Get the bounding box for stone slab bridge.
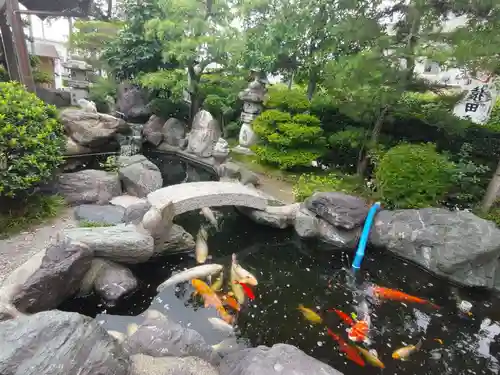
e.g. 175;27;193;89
147;181;268;215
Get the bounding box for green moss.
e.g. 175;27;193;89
79;220;115;228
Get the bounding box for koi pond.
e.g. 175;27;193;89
61;206;500;375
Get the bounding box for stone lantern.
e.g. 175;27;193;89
233;70;268;155
62;59;93;106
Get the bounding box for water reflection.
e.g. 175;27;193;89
60;209;500;375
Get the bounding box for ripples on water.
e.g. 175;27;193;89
61;208;500;375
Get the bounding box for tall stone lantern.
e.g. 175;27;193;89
62;59;93;106
233;70;268;155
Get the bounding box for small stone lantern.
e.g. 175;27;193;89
233;70;268;155
62;59;93;106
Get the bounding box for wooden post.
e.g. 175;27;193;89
5;0;35;92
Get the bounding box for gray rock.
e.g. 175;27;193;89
218;344;342;375
61;108;129;148
94;260;138;304
0;310;130;375
237;203;299;229
143;115;166;146
110;195;151;223
64;225;154;264
58;170;122;205
370;208;500;288
305;192;369;230
317;219;360;249
213;138;230;162
140;203;175;247
238;168;260;186
217;162;241;179
238;80;267;104
117;83;152;123
186;110;221;157
162;118;186;147
154;224;195;255
64;136;92;155
123;311;214;363
130;355;219;375
74;204;126;225
13;237;92;313
294;206;319;238
119;155;163;198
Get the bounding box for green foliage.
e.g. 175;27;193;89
103;0;166;79
99;155;119;172
265;84;309;113
89;77;118;113
32;70;53;85
293;172;364;202
0;82;65;198
0;65;9;82
447;143;490;209
79;220;114;228
252;109;326;169
0;194;65;238
375;143;455;209
70;19;123;70
225;121;242;139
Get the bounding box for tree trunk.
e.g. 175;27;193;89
357;106;389;177
187;65;201;128
307;67;318;101
287;71;294;90
107;0;113;19
480;159;500;213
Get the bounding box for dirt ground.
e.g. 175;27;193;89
0;208;77;283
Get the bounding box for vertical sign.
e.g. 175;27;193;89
453;82;498;125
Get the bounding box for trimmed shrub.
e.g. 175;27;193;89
0;82;65;198
265;84;309;114
252;109;326;170
375;143;455;209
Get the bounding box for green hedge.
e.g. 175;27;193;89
0;82;65;198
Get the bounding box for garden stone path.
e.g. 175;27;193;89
0;208;78;283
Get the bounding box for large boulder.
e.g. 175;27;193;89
94;260;138;305
74;204;126;225
110;195;152;224
317;219;359;249
123;310;215;363
237;203;300;229
370;208;500;288
58;170;122;205
218;344;342;375
13;237;92;313
64;136;92;155
143;115;166;146
117;83;152;123
305;192;369;230
162;117;187;148
293;206;319;238
130;355;219;375
186;110;221;157
154;224;195;255
119;155;163;198
64;225;154;264
0;310;130;375
61;108;129;148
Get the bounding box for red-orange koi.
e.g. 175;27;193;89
328;308;355;326
234;281;255;300
347;320;369;343
326;328;365;367
372;285;440;309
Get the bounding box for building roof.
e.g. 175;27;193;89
31;42;60;59
20;0;92;17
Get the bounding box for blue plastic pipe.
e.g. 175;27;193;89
352;202;381;271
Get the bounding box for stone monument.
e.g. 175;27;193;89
63;59;93;106
233;70;268;155
186;110;221;158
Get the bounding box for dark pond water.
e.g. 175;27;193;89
60;207;500;375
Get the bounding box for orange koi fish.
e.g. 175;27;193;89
234;281;255;300
222;295;241;311
347;319;370;344
328;308;355;326
326;328;365;367
192;279;232;322
372;285;440;309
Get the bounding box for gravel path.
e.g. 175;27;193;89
0;208;77;284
